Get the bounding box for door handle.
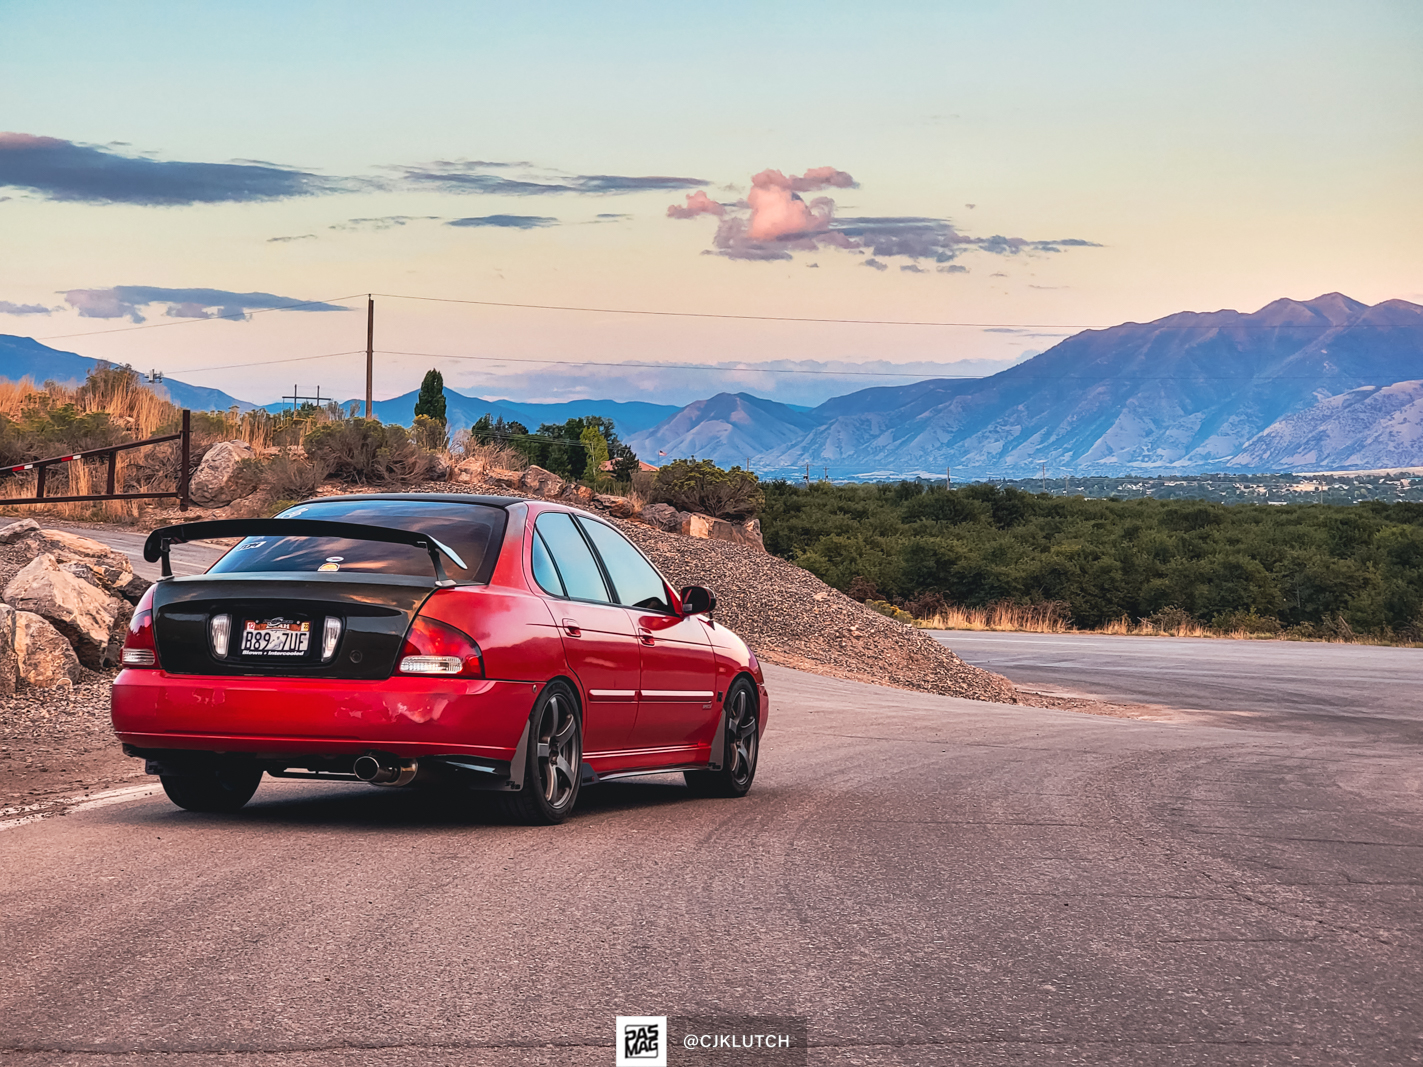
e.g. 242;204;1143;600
638;627;655;645
561;618;582;637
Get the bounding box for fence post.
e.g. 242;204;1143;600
106;450;117;496
179;409;191;512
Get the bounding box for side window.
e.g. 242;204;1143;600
577;518;672;612
531;529;565;597
535;513;611;603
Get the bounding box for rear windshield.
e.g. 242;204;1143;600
208;500;506;583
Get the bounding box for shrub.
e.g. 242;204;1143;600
1210;610;1283;634
1143;606;1194;634
866;600;915;625
650;459;764;520
302;420;433;485
412;414;449;452
259;450;330;499
847;575;879;602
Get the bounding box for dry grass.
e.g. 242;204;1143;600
457;439;529;473
919;604;1419;646
920;602;1072;633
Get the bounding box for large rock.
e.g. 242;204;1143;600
3;553;122;668
641;503;683;532
680;512;766;551
0;604;17;697
594;494;638;519
519;466;566;497
190;439;258;507
485;467;524;488
0;519;40;544
31;529;142;601
13;610;84;689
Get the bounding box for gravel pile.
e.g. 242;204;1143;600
612;520;1017;703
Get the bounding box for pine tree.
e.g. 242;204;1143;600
414;369;446;424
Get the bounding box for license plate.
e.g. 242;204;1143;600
241;618;310;656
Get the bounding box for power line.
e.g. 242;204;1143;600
373;291;1412;330
35;294;367;342
373;291;1084;328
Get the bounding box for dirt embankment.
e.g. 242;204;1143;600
614;519;1017;703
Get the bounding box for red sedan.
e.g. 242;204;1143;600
111;494;767;823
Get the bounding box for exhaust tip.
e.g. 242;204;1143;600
353;754;418;786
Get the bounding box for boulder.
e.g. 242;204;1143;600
641;503;683;532
31;529;139;601
3;553;122;668
13;610;84;689
189;439;258;507
565;484;594;503
427;454;451;481
0;604;17;697
519;466;566;497
0;519;40;544
594;494;638;519
486;467;524;488
680;512;766;551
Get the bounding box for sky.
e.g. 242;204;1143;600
1;0;1420;408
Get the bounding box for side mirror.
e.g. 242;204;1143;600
680;585;716;615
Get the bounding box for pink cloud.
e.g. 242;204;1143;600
666;190;725;219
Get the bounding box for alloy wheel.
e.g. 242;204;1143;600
726;686;758;787
536;693;580;810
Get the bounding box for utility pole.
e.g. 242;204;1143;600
364;295;374;419
1040;462;1047;494
804;463;810;488
946;466;951;489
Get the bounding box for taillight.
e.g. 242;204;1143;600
122;609;160;668
398;616;483;677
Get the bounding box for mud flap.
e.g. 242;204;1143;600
707;706;726;771
507;719;530;791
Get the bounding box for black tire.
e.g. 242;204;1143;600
159;764;263;813
685;677;759;798
500;681;582;825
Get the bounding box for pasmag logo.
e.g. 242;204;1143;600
616;1015;668;1066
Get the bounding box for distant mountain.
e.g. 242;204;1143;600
1228;379;1423;471
0;335;257;412
626;393;819;464
637;294;1423;475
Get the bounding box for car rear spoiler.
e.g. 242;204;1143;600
142;519;468;584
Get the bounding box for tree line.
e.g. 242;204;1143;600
761;480;1423;638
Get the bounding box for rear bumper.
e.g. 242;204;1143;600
111;669;538;760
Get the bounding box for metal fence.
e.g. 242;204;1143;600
1;409;191;510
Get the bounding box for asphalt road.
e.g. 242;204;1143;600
2;662;1420;1065
931;630;1423;742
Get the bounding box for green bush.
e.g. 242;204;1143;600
650;459;764;520
866;600;915;624
761;481;1423;638
302;420;433;485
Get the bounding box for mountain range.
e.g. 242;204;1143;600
5;292;1422;475
0;334;257;413
626;294;1423;476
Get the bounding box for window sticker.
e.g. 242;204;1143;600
318;562;340;572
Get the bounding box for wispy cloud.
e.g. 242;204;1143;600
669;166;1100;270
63;286;350;323
397;160;708;196
0;300;54;315
447;214;558;229
0;133;356;206
331;215;441;232
267;233;316;243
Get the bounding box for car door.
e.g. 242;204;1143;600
576;517;719;753
531;512;640;758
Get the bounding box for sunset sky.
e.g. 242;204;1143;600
2;0;1420;407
